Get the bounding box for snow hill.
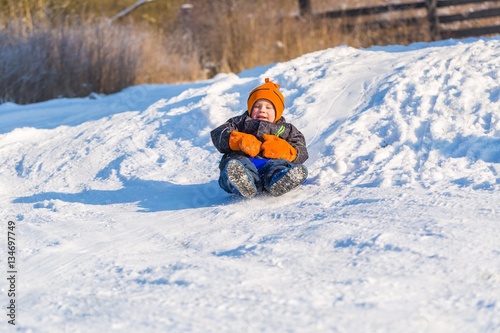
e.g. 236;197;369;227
1;37;499;333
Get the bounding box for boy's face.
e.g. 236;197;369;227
250;99;276;122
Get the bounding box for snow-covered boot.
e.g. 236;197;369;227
268;165;307;197
225;159;257;198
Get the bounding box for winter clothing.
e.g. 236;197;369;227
211;111;309;197
218;155;262;194
211;112;308;166
211;78;308;197
249;157;270;171
247;78;285;122
221;159;258;198
267;163;308;197
218;156;307;197
229;131;262;157
261;134;297;162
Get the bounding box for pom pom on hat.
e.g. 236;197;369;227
247;78;285;122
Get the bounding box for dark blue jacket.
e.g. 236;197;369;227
211;112;309;166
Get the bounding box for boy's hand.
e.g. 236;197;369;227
261;134;297;162
229;131;262;157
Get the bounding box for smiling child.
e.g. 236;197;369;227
211;78;308;198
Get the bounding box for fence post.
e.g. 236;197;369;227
426;0;440;41
298;0;311;16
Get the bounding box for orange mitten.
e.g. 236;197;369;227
229;131;262;157
261;134;297;162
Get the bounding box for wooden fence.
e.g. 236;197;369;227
298;0;500;41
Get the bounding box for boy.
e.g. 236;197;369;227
211;78;308;198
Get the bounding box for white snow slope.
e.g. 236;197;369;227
1;37;499;333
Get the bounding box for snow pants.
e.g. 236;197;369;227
218;156;303;195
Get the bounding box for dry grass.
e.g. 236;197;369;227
0;19;144;104
0;0;498;104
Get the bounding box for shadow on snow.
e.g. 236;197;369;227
13;178;229;212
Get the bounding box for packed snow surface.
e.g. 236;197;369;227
0;37;499;332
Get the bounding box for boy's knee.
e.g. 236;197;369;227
219;157;263;193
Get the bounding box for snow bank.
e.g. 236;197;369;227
0;37;499;333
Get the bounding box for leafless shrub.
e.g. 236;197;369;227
0;18;143;104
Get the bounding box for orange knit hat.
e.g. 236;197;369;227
247;78;285;122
